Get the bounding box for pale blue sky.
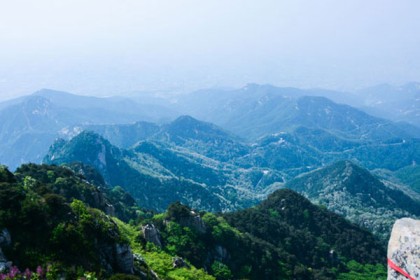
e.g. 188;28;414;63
0;0;419;100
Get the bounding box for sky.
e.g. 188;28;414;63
0;0;419;101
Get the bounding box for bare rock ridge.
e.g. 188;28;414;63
387;218;420;280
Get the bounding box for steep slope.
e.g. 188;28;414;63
0;89;177;169
0;164;137;277
223;189;385;274
0;164;215;279
285;161;420;241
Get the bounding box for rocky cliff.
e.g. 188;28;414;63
387;218;420;280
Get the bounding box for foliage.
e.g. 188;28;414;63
0;164;128;278
146;194;386;280
0;163;388;280
211;261;232;280
285;160;420;241
337;260;386;279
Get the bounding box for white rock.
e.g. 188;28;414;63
387;218;420;280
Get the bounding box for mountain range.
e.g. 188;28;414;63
284;160;420;241
171;83;420;140
43;130;284;212
43;124;420;242
0;89;176;169
1;83;419;279
354;82;420;127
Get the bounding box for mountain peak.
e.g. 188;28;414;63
166;115;231;138
172;115;202;125
285;160;420;240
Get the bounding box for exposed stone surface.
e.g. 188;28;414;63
214;245;229;262
104;202;116;217
0;229;11;247
172;257;190;269
0;229;12;273
179;211;207;234
142;224;162;247
115;243;134;274
133;253;160;280
387;218;420;280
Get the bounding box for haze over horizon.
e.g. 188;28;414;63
1;0;419;101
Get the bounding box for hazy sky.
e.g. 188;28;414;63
0;0;419;100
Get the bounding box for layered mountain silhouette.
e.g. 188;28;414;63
44;130;285;211
173;84;420;140
355;82;420;127
0;89;176;169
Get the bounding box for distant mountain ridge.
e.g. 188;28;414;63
0;89;177;169
355;82;420;127
172;84;420;140
44;130;285;211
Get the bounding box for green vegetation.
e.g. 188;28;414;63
134;190;386;280
0;164;388;279
285;161;420;242
337;260;386;279
395;164;420;193
0;165;127;278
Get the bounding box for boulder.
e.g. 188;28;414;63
387;218;420;280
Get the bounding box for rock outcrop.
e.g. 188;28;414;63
0;229;12;273
179;211;207;234
172;257;190;269
214;245;229;262
142;224;162;247
387;218;420;280
115;243;134;274
133;254;160;280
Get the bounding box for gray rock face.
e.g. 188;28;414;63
179;211;207;234
214;245;229;262
0;229;12;273
133;253;160;280
172;257;190;269
115;243;134;274
0;229;11;247
142;224;162;247
387;218;420;280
